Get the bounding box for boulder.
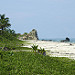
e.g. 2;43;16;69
66;37;70;41
61;37;70;42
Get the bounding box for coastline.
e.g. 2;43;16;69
23;40;75;60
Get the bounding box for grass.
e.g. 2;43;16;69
0;30;75;75
0;51;75;75
0;34;31;50
0;40;32;51
0;36;22;47
14;47;32;50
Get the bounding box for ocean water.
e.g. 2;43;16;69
40;38;75;43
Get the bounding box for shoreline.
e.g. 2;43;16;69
23;40;75;60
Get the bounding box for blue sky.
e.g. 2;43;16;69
0;0;75;39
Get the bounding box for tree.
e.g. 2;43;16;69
0;14;11;31
23;32;28;35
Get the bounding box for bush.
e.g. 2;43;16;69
31;44;38;53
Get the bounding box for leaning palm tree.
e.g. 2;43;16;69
0;14;11;33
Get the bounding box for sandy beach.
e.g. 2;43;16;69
23;40;75;60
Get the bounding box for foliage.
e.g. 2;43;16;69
8;51;14;56
0;51;75;75
38;48;46;56
0;14;11;31
23;32;28;35
18;32;28;37
14;47;32;50
31;45;46;55
40;47;46;53
0;47;4;59
31;44;38;53
16;33;21;37
0;14;26;50
0;14;19;48
0;31;24;50
4;29;16;36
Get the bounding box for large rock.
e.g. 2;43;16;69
61;37;70;42
19;29;39;40
28;29;39;40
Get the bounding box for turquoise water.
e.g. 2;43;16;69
40;38;75;43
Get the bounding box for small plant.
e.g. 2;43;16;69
42;48;46;56
31;44;38;54
31;45;46;55
38;47;46;56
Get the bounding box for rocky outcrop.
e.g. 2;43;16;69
18;29;39;40
61;37;70;42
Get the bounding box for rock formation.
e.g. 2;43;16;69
18;29;39;40
61;37;70;42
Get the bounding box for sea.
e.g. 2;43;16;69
40;38;75;43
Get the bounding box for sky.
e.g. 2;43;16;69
0;0;75;39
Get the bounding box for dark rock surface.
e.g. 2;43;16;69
61;37;70;42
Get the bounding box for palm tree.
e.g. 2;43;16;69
0;14;11;31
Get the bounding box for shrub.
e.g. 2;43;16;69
31;44;38;54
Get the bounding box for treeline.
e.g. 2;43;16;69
0;14;19;40
0;14;22;48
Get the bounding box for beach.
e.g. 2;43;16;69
23;40;75;60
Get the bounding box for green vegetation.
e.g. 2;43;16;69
14;47;32;50
0;14;26;50
0;14;75;75
0;30;23;49
31;45;46;56
0;14;11;31
0;51;75;75
31;44;38;53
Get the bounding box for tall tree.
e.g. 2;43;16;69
0;14;11;31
